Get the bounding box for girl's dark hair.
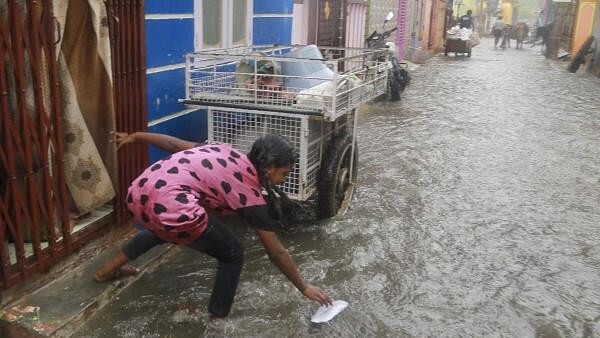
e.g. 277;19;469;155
247;134;297;174
247;134;300;224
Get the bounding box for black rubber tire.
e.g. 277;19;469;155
317;135;358;219
389;73;401;101
400;66;411;87
468;48;472;57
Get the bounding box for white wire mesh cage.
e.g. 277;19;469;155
207;107;327;201
185;45;389;121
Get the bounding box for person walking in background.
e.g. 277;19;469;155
500;21;513;49
493;16;505;49
533;9;549;53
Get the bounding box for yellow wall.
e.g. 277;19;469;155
501;0;512;24
572;0;599;55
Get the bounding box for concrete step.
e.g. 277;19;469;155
0;228;174;338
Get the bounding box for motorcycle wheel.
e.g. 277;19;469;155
396;68;409;92
401;67;411;86
388;69;401;101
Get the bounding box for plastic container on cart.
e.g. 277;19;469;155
182;45;390;120
280;45;334;90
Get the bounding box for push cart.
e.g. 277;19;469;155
181;45;390;218
445;38;472;57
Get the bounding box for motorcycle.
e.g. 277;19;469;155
365;12;410;101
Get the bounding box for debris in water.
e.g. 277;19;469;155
171;304;202;323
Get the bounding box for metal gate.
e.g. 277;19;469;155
0;0;71;289
345;1;367;49
106;0;148;224
0;0;147;289
396;0;409;60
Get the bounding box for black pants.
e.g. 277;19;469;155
122;216;244;317
493;30;502;46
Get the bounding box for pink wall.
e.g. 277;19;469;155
422;0;433;49
396;0;410;59
345;2;367;48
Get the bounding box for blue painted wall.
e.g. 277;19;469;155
146;1;193;14
254;0;293;14
253;17;293;45
253;0;294;45
148;111;207;163
144;0;294;162
145;19;194;69
146;68;186;121
145;0;195;162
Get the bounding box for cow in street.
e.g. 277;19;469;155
514;22;529;49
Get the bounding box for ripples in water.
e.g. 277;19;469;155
77;39;600;337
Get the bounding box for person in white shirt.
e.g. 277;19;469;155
492;16;505;49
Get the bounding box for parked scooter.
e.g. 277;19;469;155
365;12;410;101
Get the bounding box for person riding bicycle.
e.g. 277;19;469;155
459;10;474;29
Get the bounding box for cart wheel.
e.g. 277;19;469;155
468;48;472;57
318;135;358;219
444;49;448;56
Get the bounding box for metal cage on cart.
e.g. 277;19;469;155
207;107;353;201
182;45;388;216
183;45;390;121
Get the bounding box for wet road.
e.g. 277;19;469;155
78;38;600;337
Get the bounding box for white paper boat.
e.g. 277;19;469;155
310;300;349;323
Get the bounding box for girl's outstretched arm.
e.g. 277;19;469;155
255;228;332;306
112;131;202;153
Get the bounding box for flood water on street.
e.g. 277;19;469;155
78;38;600;337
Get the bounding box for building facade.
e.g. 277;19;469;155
571;0;598;55
594;2;600;75
145;0;294;163
406;0;449;62
291;0;368;50
546;0;577;57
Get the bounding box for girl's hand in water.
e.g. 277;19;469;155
111;131;136;149
302;284;332;306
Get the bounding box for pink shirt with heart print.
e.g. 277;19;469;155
126;144;265;245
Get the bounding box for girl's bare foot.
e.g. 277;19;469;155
94;264;139;282
93;250;136;282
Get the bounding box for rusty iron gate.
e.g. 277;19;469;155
106;0;148;224
0;0;147;290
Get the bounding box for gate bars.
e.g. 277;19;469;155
106;0;148;224
0;0;70;289
0;0;148;289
